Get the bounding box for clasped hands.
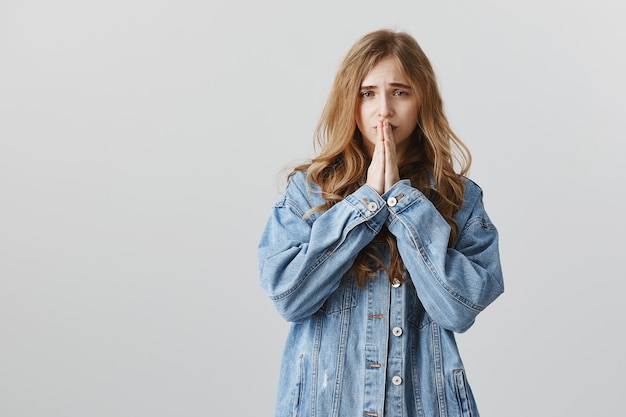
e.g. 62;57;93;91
366;120;400;195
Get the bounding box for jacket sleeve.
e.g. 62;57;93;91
385;179;504;333
258;172;389;322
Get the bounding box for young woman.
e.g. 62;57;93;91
258;29;504;417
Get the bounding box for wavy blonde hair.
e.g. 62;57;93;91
293;29;471;286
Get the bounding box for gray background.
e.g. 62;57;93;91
1;0;624;416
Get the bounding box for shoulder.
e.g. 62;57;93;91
286;169;308;188
452;177;488;225
461;177;484;204
284;170;316;199
456;176;497;233
278;169;324;212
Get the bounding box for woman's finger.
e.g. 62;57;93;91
383;121;400;192
366;134;384;194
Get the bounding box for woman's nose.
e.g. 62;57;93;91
378;97;393;118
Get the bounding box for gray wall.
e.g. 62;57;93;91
1;1;624;416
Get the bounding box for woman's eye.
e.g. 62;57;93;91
394;90;407;96
360;91;373;98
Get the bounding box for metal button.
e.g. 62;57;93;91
392;376;402;385
392;327;403;337
367;201;378;212
387;196;397;207
392;279;401;288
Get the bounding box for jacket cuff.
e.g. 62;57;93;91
344;184;390;228
382;180;426;215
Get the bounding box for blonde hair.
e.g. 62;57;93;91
293;29;471;286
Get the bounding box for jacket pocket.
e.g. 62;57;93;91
320;275;359;315
453;368;474;417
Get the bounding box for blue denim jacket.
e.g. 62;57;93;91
258;171;504;417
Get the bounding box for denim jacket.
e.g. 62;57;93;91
258;170;504;417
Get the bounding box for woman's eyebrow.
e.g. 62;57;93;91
390;82;411;89
360;82;411;89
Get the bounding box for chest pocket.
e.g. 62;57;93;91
320;274;359;315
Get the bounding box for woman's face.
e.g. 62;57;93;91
356;56;419;158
